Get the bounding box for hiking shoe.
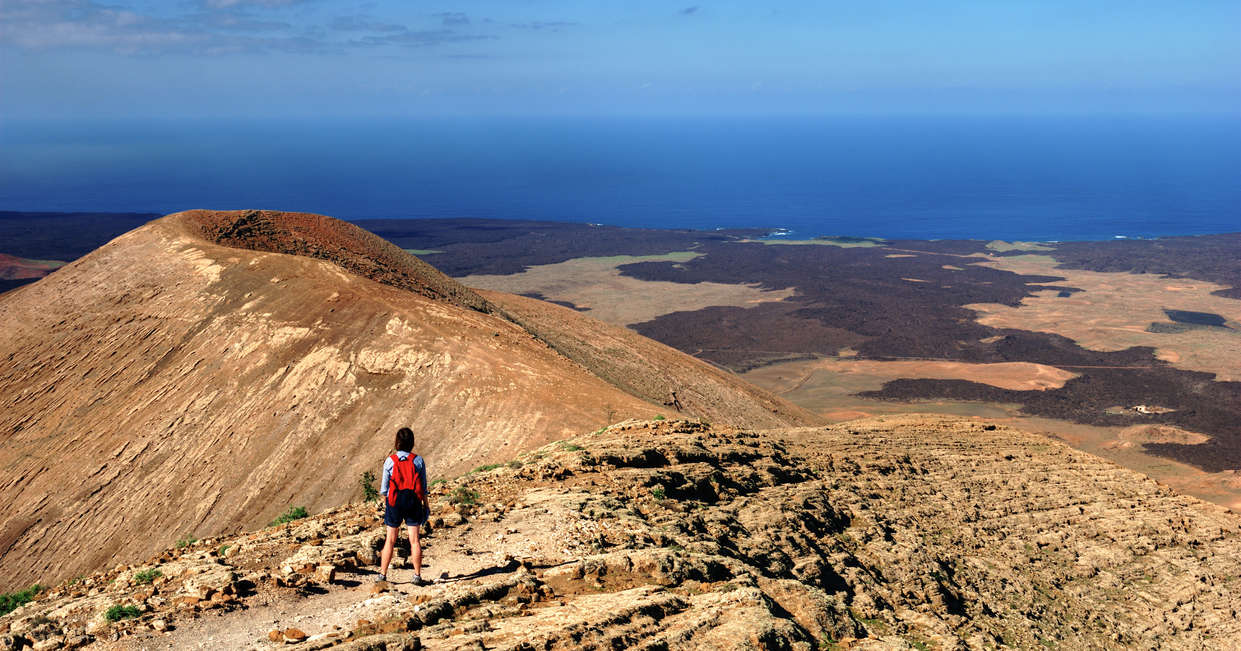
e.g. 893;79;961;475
410;575;427;587
376;574;386;583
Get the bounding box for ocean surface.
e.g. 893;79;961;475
2;115;1238;241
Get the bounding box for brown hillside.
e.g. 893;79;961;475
480;290;819;429
0;210;809;592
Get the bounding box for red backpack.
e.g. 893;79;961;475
387;453;425;507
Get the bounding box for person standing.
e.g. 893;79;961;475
378;427;429;585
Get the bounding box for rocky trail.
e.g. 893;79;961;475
4;416;1239;650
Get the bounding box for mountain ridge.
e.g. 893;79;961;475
0;210;813;591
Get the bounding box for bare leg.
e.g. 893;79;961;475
379;526;399;579
407;524;422;578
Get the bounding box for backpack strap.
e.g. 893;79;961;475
410;453;425;500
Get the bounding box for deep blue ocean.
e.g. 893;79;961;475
2;115;1238;241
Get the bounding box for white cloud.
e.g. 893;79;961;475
0;0;317;54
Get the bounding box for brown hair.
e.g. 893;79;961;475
394;427;414;453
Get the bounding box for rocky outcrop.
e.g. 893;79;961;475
4;417;1237;649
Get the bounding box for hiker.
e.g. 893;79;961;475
378;426;429;585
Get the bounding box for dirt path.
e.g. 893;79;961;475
103;533;524;650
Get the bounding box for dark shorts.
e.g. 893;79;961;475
384;491;427;528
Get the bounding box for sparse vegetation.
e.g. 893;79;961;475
0;584;41;616
558;442;583;452
470;463;502;474
652;486;666;500
175;537;197;549
105;604;142;622
269;506;309;527
449;486;480;506
218;544;231;557
359;470;379;502
133;569;161;585
506;459;523;469
430;478;446;487
850;609;889;634
653;414;666;421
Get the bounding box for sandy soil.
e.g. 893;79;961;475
744;357;1079;393
461;252;794;326
966;254;1241;381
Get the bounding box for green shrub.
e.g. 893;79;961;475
105;604;141;622
269;506;309;527
449;486;479;506
470;463;502;474
359;470;379;502
558;442;583;452
133;569;161;585
0;585;41;616
175;537;197;549
430;478;446;487
218;544;231;557
652;486;666;500
653;414;666;421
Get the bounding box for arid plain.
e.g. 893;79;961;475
450;230;1241;511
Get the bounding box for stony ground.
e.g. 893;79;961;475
4;416;1239;650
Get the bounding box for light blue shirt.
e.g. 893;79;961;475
380;451;427;498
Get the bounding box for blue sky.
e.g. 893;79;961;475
2;1;1239;118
